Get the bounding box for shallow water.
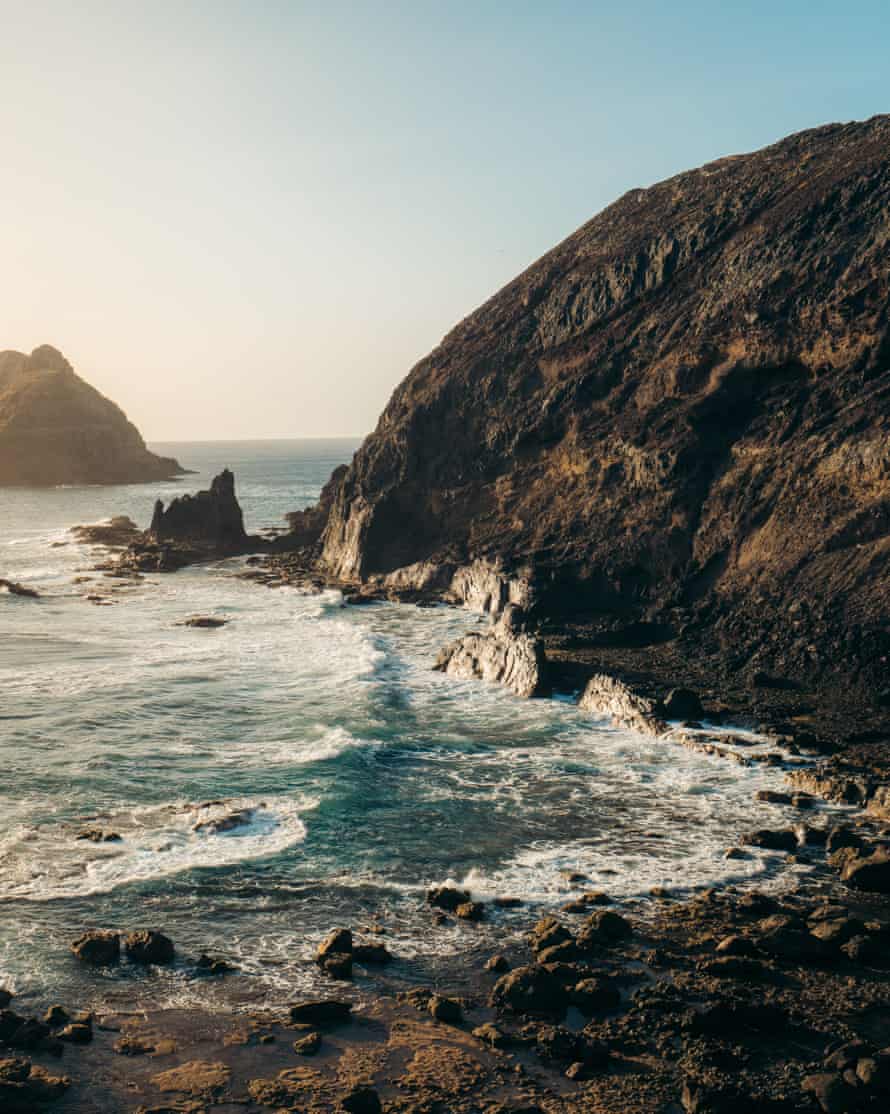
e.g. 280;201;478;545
0;440;822;1011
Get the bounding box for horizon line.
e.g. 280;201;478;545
147;434;365;445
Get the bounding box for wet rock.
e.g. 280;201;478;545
535;1024;581;1062
427;885;470;911
428;994;463;1024
802;1071;860;1113
434;605;549;698
180;616;227;629
352;942;392;965
578;674;667;736
289;999;352;1025
75;829;122;842
0;579;40;599
681;1078;749;1113
809;916;866;946
113;1035;156;1055
740;828;798;852
485;955;510;973
715;935;758;957
71;930;120;965
455;901;485;922
754;790;793;805
700;957;773;981
320;953;353;980
826;825;865;853
341;1086;382;1114
192;807;254;834
570;976;621;1014
856;1050;890;1089
316;928;353;962
490;964;568;1015
578;909;632;946
0;1057;71;1110
663;688;705;720
58;1022;92;1044
841;848;890;892
842;934;881;962
530;916;573;952
42;1007;69;1028
125;930;175;965
473;1022;511;1049
293;1031;321;1055
195;952;237;975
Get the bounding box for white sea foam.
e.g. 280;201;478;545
0;795;315;902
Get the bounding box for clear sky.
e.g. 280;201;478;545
2;1;887;440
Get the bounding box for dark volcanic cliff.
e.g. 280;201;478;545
0;345;184;486
312;116;890;700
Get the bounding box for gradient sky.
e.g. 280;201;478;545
3;2;888;440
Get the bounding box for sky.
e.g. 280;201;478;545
2;2;888;441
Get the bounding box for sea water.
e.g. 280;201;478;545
0;440;820;1012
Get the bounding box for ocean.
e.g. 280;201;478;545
0;439;811;1013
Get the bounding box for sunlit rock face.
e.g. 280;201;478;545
313;116;890;698
0;345;183;486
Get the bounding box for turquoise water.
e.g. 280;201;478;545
1;440;800;1012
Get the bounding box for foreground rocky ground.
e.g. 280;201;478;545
3;864;889;1113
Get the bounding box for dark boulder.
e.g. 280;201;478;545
124;930;174;965
71;931;120;965
489;964;568;1015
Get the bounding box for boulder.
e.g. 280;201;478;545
841;848;890;893
740;829;798;852
434;605;549;698
427;885;471;911
428;994;462;1024
570;977;621;1014
578;909;632;947
316;928;353;962
802;1071;860;1113
662;688;705;720
293;1031;321;1056
71;931;120;965
578;675;667;736
125;930;175;965
489;964;568;1015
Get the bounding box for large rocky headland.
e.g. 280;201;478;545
275;114;890;731
0;345;185;486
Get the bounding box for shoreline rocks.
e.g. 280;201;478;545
434;604;550;698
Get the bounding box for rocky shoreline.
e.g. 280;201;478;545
4;502;887;1112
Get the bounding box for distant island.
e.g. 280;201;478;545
0;345;185;486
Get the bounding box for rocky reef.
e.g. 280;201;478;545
0;345;184;486
297;115;890;710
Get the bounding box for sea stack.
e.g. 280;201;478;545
0;345;184;486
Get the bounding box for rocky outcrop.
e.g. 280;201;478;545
434;605;549;698
300;116;890;705
0;346;184;486
578;674;667;735
150;469;247;549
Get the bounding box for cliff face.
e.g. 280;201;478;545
0;345;184;486
315;116;890;695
